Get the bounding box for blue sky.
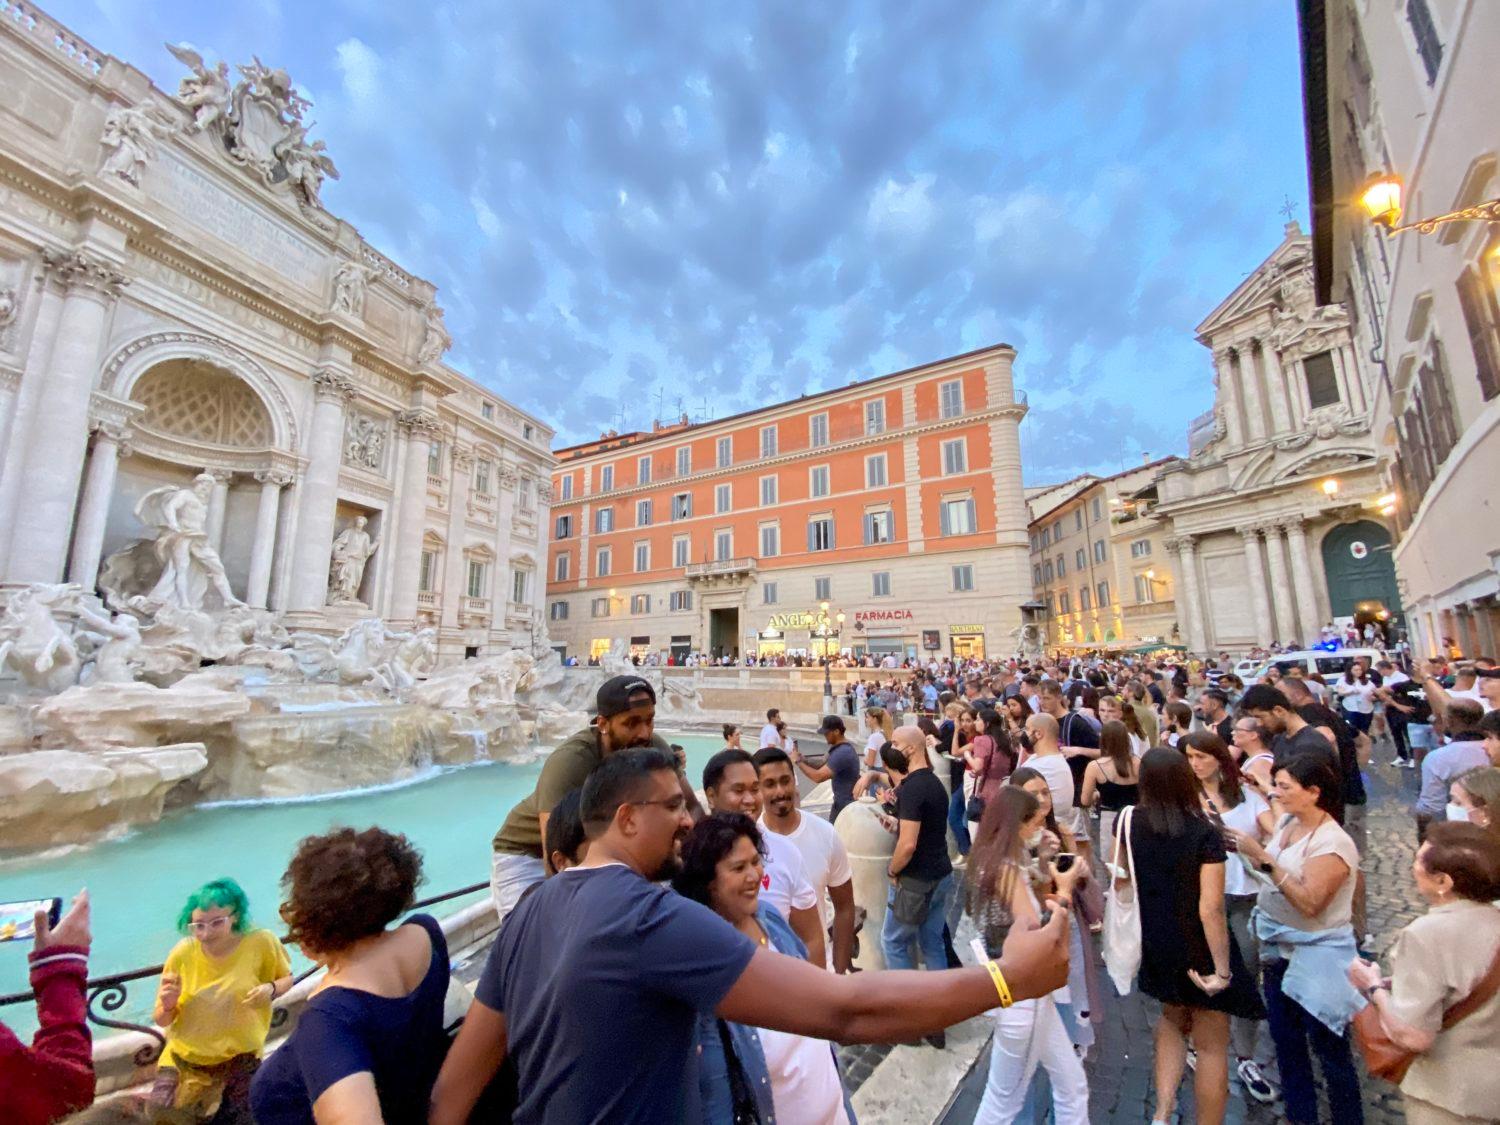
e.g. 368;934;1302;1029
55;0;1310;483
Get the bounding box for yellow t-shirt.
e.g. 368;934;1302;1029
159;928;292;1068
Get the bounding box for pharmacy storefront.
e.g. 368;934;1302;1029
853;608;919;661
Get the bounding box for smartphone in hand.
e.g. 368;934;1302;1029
0;897;62;943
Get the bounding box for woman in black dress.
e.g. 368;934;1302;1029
1126;747;1263;1125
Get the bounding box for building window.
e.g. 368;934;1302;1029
637;454;652;484
1304;351;1341;408
1032;564;1043;586
669;590;693;611
716;436;732;468
1075;548;1086;571
474;459;492;495
673;536;690;567
676;446;691;476
1056;554;1067;577
523;422;534;441
1075;509;1083;531
427;441;442;476
560;474;573;500
594;507;614;533
1405;0;1443;85
549;600;569;621
760;476;778;506
512;569;529;604
418;549;436;592
517;478;533;510
1097;580;1110;607
466;559;488;599
809;413;829;448
714;530;733;561
1134;574;1155;604
939;497;976;536
760;524;779;557
763;581;778;605
1080;586;1092;612
599;464;614;492
636;498;653;527
555;513;573;539
634;542;649;572
715;483;732;514
1093;539;1107;563
810;465;830;498
1457;259;1500;401
481;401;494;420
595;547;611;578
1130;538;1151;558
872;571;891;597
814;576;831;601
760;425;778;458
1043;561;1054;583
591;597;611;618
808;517;835;552
1092;496;1102;522
939;379;963;419
866;453;888;488
1046;592;1055;615
554;552;570;581
863;509;894;545
1052;519;1063;541
630;593;650;614
671;492;692;520
1058;590;1071;615
952;564;974;592
865;399;886;434
941;438;967;475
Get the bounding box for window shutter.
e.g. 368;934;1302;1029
1457;268;1500;401
939;503;950;536
965;499;976;533
807;521;816;552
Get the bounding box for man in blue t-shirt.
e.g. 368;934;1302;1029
790;716;862;822
431;749;1073;1124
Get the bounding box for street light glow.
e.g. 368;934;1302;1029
1321;478;1340;496
1359;173;1403;228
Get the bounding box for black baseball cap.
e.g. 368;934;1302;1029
595;676;656;718
818;715;846;734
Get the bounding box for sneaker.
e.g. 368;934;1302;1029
1237;1058;1277;1103
1185;1047;1197;1072
1389;757;1406;766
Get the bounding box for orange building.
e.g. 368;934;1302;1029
543;344;1032;662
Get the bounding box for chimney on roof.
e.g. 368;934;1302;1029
1142;451;1151;464
680;412;689;425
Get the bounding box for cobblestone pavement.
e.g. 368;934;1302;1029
942;749;1428;1124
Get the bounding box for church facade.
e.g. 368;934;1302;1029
0;7;554;660
1152;223;1400;653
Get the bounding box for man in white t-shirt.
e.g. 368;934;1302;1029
759;708;784;749
701;748;825;966
1022;712;1079;835
753;746;857;973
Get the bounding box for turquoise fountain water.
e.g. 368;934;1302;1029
0;734;725;1037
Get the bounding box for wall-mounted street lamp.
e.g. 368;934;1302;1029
814;601;846;715
1321;478;1341;497
1359;172;1500;236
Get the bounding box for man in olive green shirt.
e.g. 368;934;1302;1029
491;675;677;923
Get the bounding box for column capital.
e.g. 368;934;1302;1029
536;481;555;503
40;247;129;297
91;420;132;445
201;467;235;484
496;462;520;489
312;368;357;404
396;408;443;438
1238;525;1262;542
1278;515;1308;535
450;443;475;470
254;468;294;488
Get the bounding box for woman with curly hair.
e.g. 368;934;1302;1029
249;826;447;1123
149;877;292;1120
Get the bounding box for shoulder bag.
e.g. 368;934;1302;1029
1353;939;1500;1084
964;735;995;821
891;873;944;926
1101;805;1143;995
715;1019;762;1124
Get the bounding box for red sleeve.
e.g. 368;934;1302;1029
0;945;96;1122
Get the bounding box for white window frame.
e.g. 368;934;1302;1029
555;513;573;539
863;508;894;545
714;529;733;561
763;581;778;605
512;568;529;605
673;536;690;567
600;464;614;492
549;600;569;621
939;496;977;537
759;523;780;558
671;492;692;520
427;441;443;476
633;542;650;573
939;379;963;419
418;549;437;593
760;425;778;458
637;455;652;484
872;571;891;597
1093;539;1108;564
809;412;830;448
1097;580;1110;607
808;516;835;552
595;547;611;578
474;459;493;495
595;507;615;533
630;592;651;614
591;596;611;618
675;446;691;476
669;590;693;612
466;558;489;600
554;552;570;581
809;464;831;498
865;399;886;435
952;564;975;592
941;437;967;475
865;453;888;488
716;435;732;468
814;576;831;602
1131;538;1152;558
636;498;653;527
559;474;573;500
481;401;495;420
715;482;732;514
760;475;778;506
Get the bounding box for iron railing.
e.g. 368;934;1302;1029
0;880;490;1065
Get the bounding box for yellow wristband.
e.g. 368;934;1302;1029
983;960;1013;1008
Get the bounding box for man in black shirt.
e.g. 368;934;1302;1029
879;727;954;978
1239;684;1344;819
1195;688;1235;743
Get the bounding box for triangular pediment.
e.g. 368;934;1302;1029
1195;227;1315;342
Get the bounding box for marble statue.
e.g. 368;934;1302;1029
75;605;145;685
164;44;231;132
0;585;84;693
1010;622;1044;661
276;123;339;208
343;415;385;471
135;474;244;610
328;515;380;605
100;106;175;185
0;286;17;330
372;627;437;695
417;305;451;365
331;259;373;317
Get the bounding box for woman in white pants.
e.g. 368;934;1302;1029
968;785;1090;1124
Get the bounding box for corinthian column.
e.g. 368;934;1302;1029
1261;523;1299;647
1282;518;1320;648
247;470;292;609
7;249;128;582
389;410;441;625
1235;346;1267;444
1239;527;1275;646
286;369;355;611
68;423;131;590
204;468;234;553
441;444;474;630
1257;342;1292;436
1213;350;1244;447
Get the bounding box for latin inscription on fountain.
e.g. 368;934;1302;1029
145;151;324;290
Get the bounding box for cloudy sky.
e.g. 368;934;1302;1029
54;0;1309;483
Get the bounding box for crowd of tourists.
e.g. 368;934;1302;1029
6;651;1500;1124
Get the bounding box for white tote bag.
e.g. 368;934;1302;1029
1101;805;1143;996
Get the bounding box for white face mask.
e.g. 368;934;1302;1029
1023;829;1044;850
1445;802;1471;823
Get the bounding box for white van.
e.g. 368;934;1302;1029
1243;647;1388;685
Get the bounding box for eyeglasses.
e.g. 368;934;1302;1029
187;916;233;935
627;795;688;814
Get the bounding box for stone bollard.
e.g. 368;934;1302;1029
835;796;896;971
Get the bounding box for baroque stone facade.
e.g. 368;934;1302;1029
0;6;554;660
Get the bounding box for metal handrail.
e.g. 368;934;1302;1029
0;879;490;1063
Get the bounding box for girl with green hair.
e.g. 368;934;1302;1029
149;877;292;1120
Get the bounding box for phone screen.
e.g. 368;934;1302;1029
0;898;63;943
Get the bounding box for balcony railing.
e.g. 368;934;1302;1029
686;556;758;580
417;591;437;608
462;596;491;613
